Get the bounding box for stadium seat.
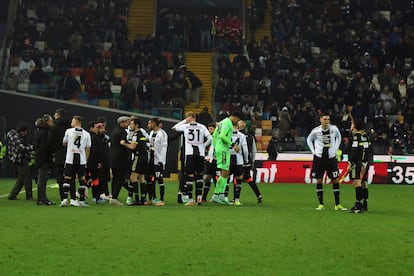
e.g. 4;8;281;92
255;127;262;137
261;120;272;130
114;68;123;78
99;99;110;108
111;85;122;99
295;136;306;151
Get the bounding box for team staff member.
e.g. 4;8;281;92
348;119;372;213
172;111;212;206
307;113;347;211
237;120;263;204
49;108;71;200
61;116;91;207
34;114;55;205
109;116;131;206
211;111;242;205
146;118;168;206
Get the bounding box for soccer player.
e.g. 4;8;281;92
211;111;242;204
172;111;212;205
146;117;168;206
202;123;217;202
86;121;104;204
60;116;91;207
238;120;263;203
228;123;249;205
306;113;347;211
348;119;372;213
128;118;149;205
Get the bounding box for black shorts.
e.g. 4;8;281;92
311;156;339;180
146;160;164;179
131;153;148;174
350;162;367;180
64;163;86;179
229;155;244;177
243;166;253;181
204;160;217;175
185;155;204;176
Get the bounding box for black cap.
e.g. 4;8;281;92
16;122;28;132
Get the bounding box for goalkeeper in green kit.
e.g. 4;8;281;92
211;111;242;204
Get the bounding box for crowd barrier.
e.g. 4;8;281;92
253;153;414;185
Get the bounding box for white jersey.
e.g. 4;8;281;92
230;130;248;165
307;124;341;159
149;128;168;165
173;120;212;157
63;127;91;165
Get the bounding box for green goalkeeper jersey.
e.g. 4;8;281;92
213;117;233;150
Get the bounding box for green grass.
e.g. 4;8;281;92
0;179;413;275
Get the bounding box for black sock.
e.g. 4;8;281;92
316;184;324;204
247;180;261;197
355;186;363;208
128;182;134;197
157;176;165;201
362;187;368;207
131;181;139;201
234;178;242;200
202;179;211;200
333;183;340;205
224;182;229;197
70;178;76;199
62;182;70;200
186;181;193;199
147;182;154;200
78;180;87;201
196;178;204;198
140;182;147;200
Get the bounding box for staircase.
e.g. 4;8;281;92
184;52;213;115
127;0;155;42
246;0;272;42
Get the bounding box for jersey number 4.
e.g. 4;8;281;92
74;135;81;148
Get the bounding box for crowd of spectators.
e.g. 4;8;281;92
7;0;192;114
213;0;414;154
7;0;414;154
156;8;243;53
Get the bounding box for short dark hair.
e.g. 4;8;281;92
131;118;141;126
87;121;96;130
54;108;66;117
353;118;365;131
150;117;161;126
231;111;242;118
96;116;106;123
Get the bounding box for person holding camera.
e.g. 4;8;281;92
7;123;34;201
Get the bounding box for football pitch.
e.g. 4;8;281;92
0;179;413;275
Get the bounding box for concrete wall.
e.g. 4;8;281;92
0;90;180;176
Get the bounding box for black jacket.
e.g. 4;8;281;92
48;117;70;165
34;119;52;166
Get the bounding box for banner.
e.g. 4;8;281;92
254;161;391;184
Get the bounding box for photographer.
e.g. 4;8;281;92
7;123;34;201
